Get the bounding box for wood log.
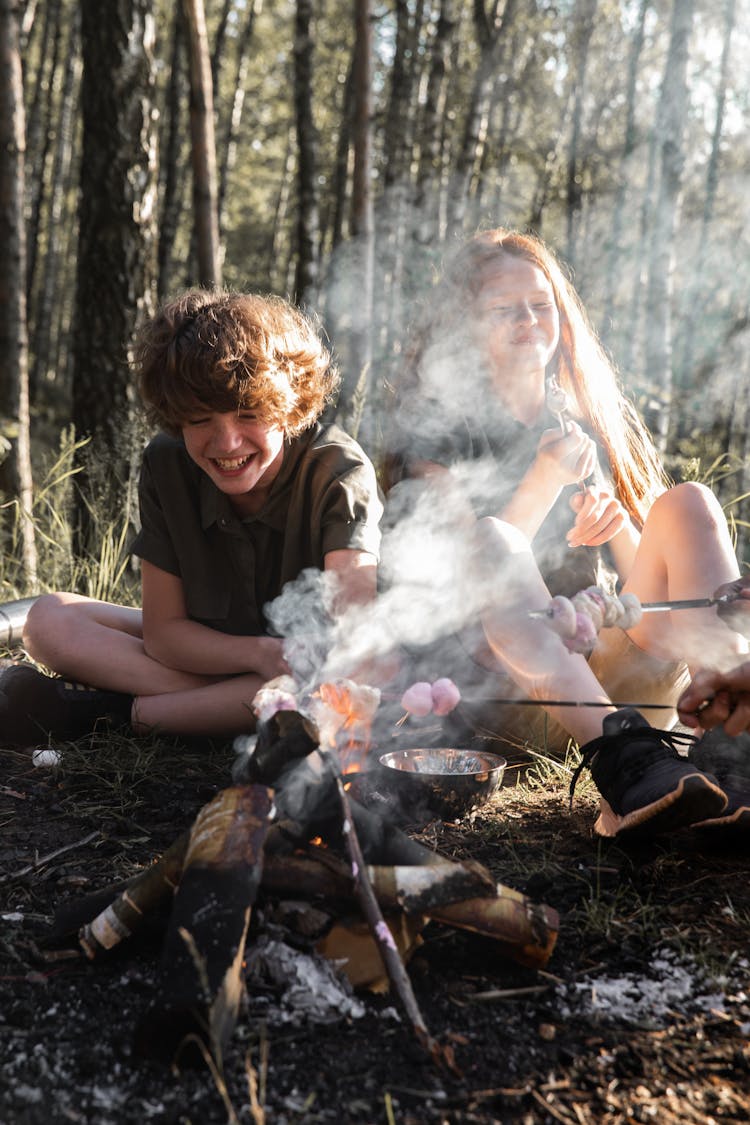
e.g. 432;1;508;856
77;831;189;958
261;853;558;970
134;784;272;1068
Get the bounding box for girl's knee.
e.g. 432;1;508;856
652;482;726;533
475;516;533;559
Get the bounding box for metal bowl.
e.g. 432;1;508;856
377;747;506;820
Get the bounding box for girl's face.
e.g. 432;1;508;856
181;408;285;509
474;256;560;385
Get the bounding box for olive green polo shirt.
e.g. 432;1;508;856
131;423;383;636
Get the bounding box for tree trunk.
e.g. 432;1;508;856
29;3;80;401
643;0;695;452
674;0;736;412
0;0;37;584
216;0;259;244
182;0;221;287
564;0;598;268
157;7;188;299
344;0;374;434
23;0;61;307
414;0;456;244
602;0;649;343
448;0;519;234
292;0;319;303
72;0;158;545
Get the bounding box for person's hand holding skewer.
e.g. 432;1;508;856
678;662;750;734
677;575;750;732
710;574;750;636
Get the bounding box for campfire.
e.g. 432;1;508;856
56;678;560;1072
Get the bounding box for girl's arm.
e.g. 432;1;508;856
499;424;598;540
140;559;290;681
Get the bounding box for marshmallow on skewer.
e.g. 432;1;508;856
400;681;434;717
431;677;462;716
538;587;643;651
400;678;462;718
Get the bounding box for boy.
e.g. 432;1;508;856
2;289;382;745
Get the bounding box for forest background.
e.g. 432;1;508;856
1;0;749;602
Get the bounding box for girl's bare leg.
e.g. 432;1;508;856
473;518;615;745
622;482;747;671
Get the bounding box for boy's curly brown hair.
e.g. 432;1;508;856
135;289;340;438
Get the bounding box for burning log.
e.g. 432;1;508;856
51;693;560;1072
134;784;272;1067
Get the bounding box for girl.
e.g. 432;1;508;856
385;228;747;837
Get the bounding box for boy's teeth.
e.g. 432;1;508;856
215;454;251;470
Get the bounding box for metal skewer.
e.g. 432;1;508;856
529;593;738;620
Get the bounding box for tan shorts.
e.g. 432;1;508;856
449;628;691;758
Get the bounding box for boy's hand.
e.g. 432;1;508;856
251;636;291;682
677;661;750;734
567;487;627;548
713;575;750;636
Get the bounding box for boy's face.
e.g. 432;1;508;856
181;409;285;506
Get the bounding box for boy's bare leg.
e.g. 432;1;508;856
23;593;218;696
622;482;747;671
132;675;265;736
23;593;266;737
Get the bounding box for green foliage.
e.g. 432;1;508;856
0;429;140;605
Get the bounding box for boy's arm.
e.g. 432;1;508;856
324;548;377;611
140;559;289;681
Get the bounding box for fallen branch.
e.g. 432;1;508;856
0;830;101;884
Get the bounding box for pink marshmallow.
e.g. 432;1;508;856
563;611;598;654
400;681;434;717
430;677;461;716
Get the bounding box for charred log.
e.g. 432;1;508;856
134;785;272;1068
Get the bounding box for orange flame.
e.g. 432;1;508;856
313;681;375;774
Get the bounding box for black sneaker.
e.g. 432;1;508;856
0;663;134;748
570;708;728;838
687;728;750;832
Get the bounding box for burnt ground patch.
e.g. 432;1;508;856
2;734;750;1125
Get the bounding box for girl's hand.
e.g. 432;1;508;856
535;424;597;489
677;662;750;734
567;487;627;548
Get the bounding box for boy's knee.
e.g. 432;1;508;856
23;593;73;657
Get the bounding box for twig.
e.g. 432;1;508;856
325;753;458;1072
468;983;552;1003
0;830;101;884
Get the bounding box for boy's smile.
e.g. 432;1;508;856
181;409;285;512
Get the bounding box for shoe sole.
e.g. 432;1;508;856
692;806;750;831
594;773;728;839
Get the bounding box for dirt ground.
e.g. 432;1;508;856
2;727;750;1125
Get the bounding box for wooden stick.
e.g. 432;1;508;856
325;755;456;1071
0;830;101;884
